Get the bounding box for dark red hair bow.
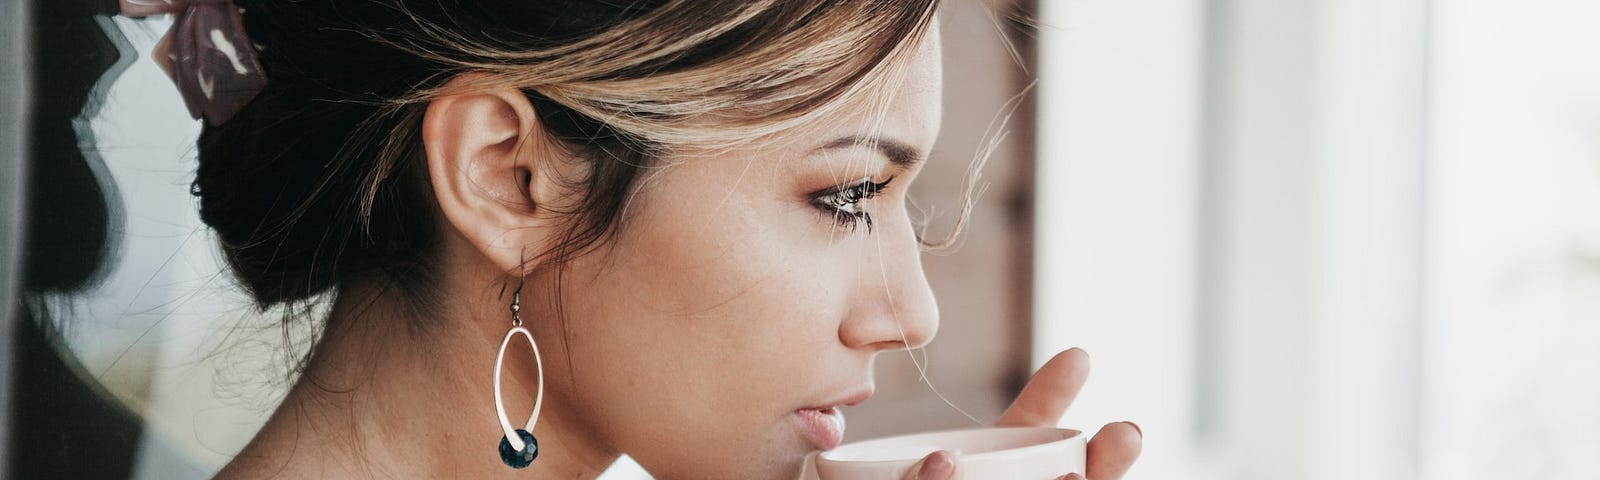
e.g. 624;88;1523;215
120;0;267;126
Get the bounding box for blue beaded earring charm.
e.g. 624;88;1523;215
494;287;545;468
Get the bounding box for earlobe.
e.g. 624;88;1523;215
422;75;562;274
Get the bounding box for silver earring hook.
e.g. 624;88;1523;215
510;289;523;327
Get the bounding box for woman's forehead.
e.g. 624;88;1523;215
782;27;944;156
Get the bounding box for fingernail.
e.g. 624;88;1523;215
1123;420;1143;439
1055;474;1086;480
918;450;955;479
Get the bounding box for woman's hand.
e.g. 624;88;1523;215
904;348;1142;480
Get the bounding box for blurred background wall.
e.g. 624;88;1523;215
0;0;31;473
1036;0;1600;479
8;0;1600;479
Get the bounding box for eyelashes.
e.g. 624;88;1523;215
811;176;895;233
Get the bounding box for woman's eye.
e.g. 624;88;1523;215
812;177;894;233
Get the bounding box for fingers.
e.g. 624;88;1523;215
997;348;1091;427
901;450;956;480
991;349;1134;480
1085;421;1142;480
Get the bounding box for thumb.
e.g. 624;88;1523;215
902;450;957;480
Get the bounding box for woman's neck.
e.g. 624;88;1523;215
216;283;620;479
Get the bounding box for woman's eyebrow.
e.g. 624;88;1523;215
814;134;926;168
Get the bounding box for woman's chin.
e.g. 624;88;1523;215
635;436;811;480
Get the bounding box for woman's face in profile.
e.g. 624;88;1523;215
524;28;944;479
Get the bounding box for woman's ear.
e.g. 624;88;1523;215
422;75;573;275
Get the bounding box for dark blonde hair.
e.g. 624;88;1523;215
194;1;941;320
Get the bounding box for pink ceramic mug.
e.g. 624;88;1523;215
804;426;1086;480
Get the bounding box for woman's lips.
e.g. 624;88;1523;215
793;406;846;451
794;387;870;451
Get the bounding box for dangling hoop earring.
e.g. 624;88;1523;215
494;285;545;468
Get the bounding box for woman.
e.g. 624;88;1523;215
140;0;1143;478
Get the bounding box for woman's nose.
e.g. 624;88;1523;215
837;237;940;352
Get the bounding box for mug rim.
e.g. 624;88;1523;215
815;426;1084;467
